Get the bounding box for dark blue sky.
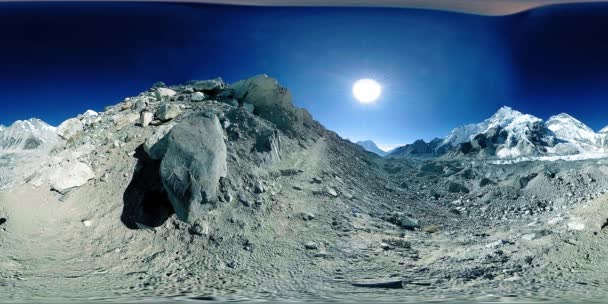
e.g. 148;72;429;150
1;2;607;148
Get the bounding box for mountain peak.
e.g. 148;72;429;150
552;112;574;119
546;112;596;150
355;140;388;156
547;113;588;127
494;105;516;115
488;106;526;124
356;139;375;145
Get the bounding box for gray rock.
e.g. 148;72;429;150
479;177;495;187
139;111;153;127
326;187;338;197
112;113;140;127
304;241;318;250
230;74;302;132
191;92;206;102
314;251;328;258
47;162;95;194
160;114;227;223
448;182;469;193
155;104;181;122
253;180;265;193
57;118;84;140
192;78;225;92
155;88;177;101
189;221;209;236
143;123;175;160
301;213;315;221
254;130;282;164
238;192;251;207
132;98;148;112
385;212;420;230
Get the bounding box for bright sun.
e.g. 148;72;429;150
352;79;382;103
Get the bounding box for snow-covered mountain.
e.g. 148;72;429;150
546;113;600;153
440;106;524;148
0;118;59;152
356;140;389;156
436;106;558;158
389;106;608;159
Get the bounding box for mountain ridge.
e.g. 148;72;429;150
388;106;608;159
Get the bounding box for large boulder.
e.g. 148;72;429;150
155;88;177;101
192;78;225;92
143;123;175;160
191;92;206;102
49;162;95;194
230;74;303;132
155;104;181;122
57;118;85;140
31;161;95;194
160;113;227;223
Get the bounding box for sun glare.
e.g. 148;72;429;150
353;79;382;103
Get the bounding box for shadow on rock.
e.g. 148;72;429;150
121;145;174;229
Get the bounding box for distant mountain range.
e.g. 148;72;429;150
388;106;608;159
4;105;608;161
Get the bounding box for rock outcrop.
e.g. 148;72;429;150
231;74;307;132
